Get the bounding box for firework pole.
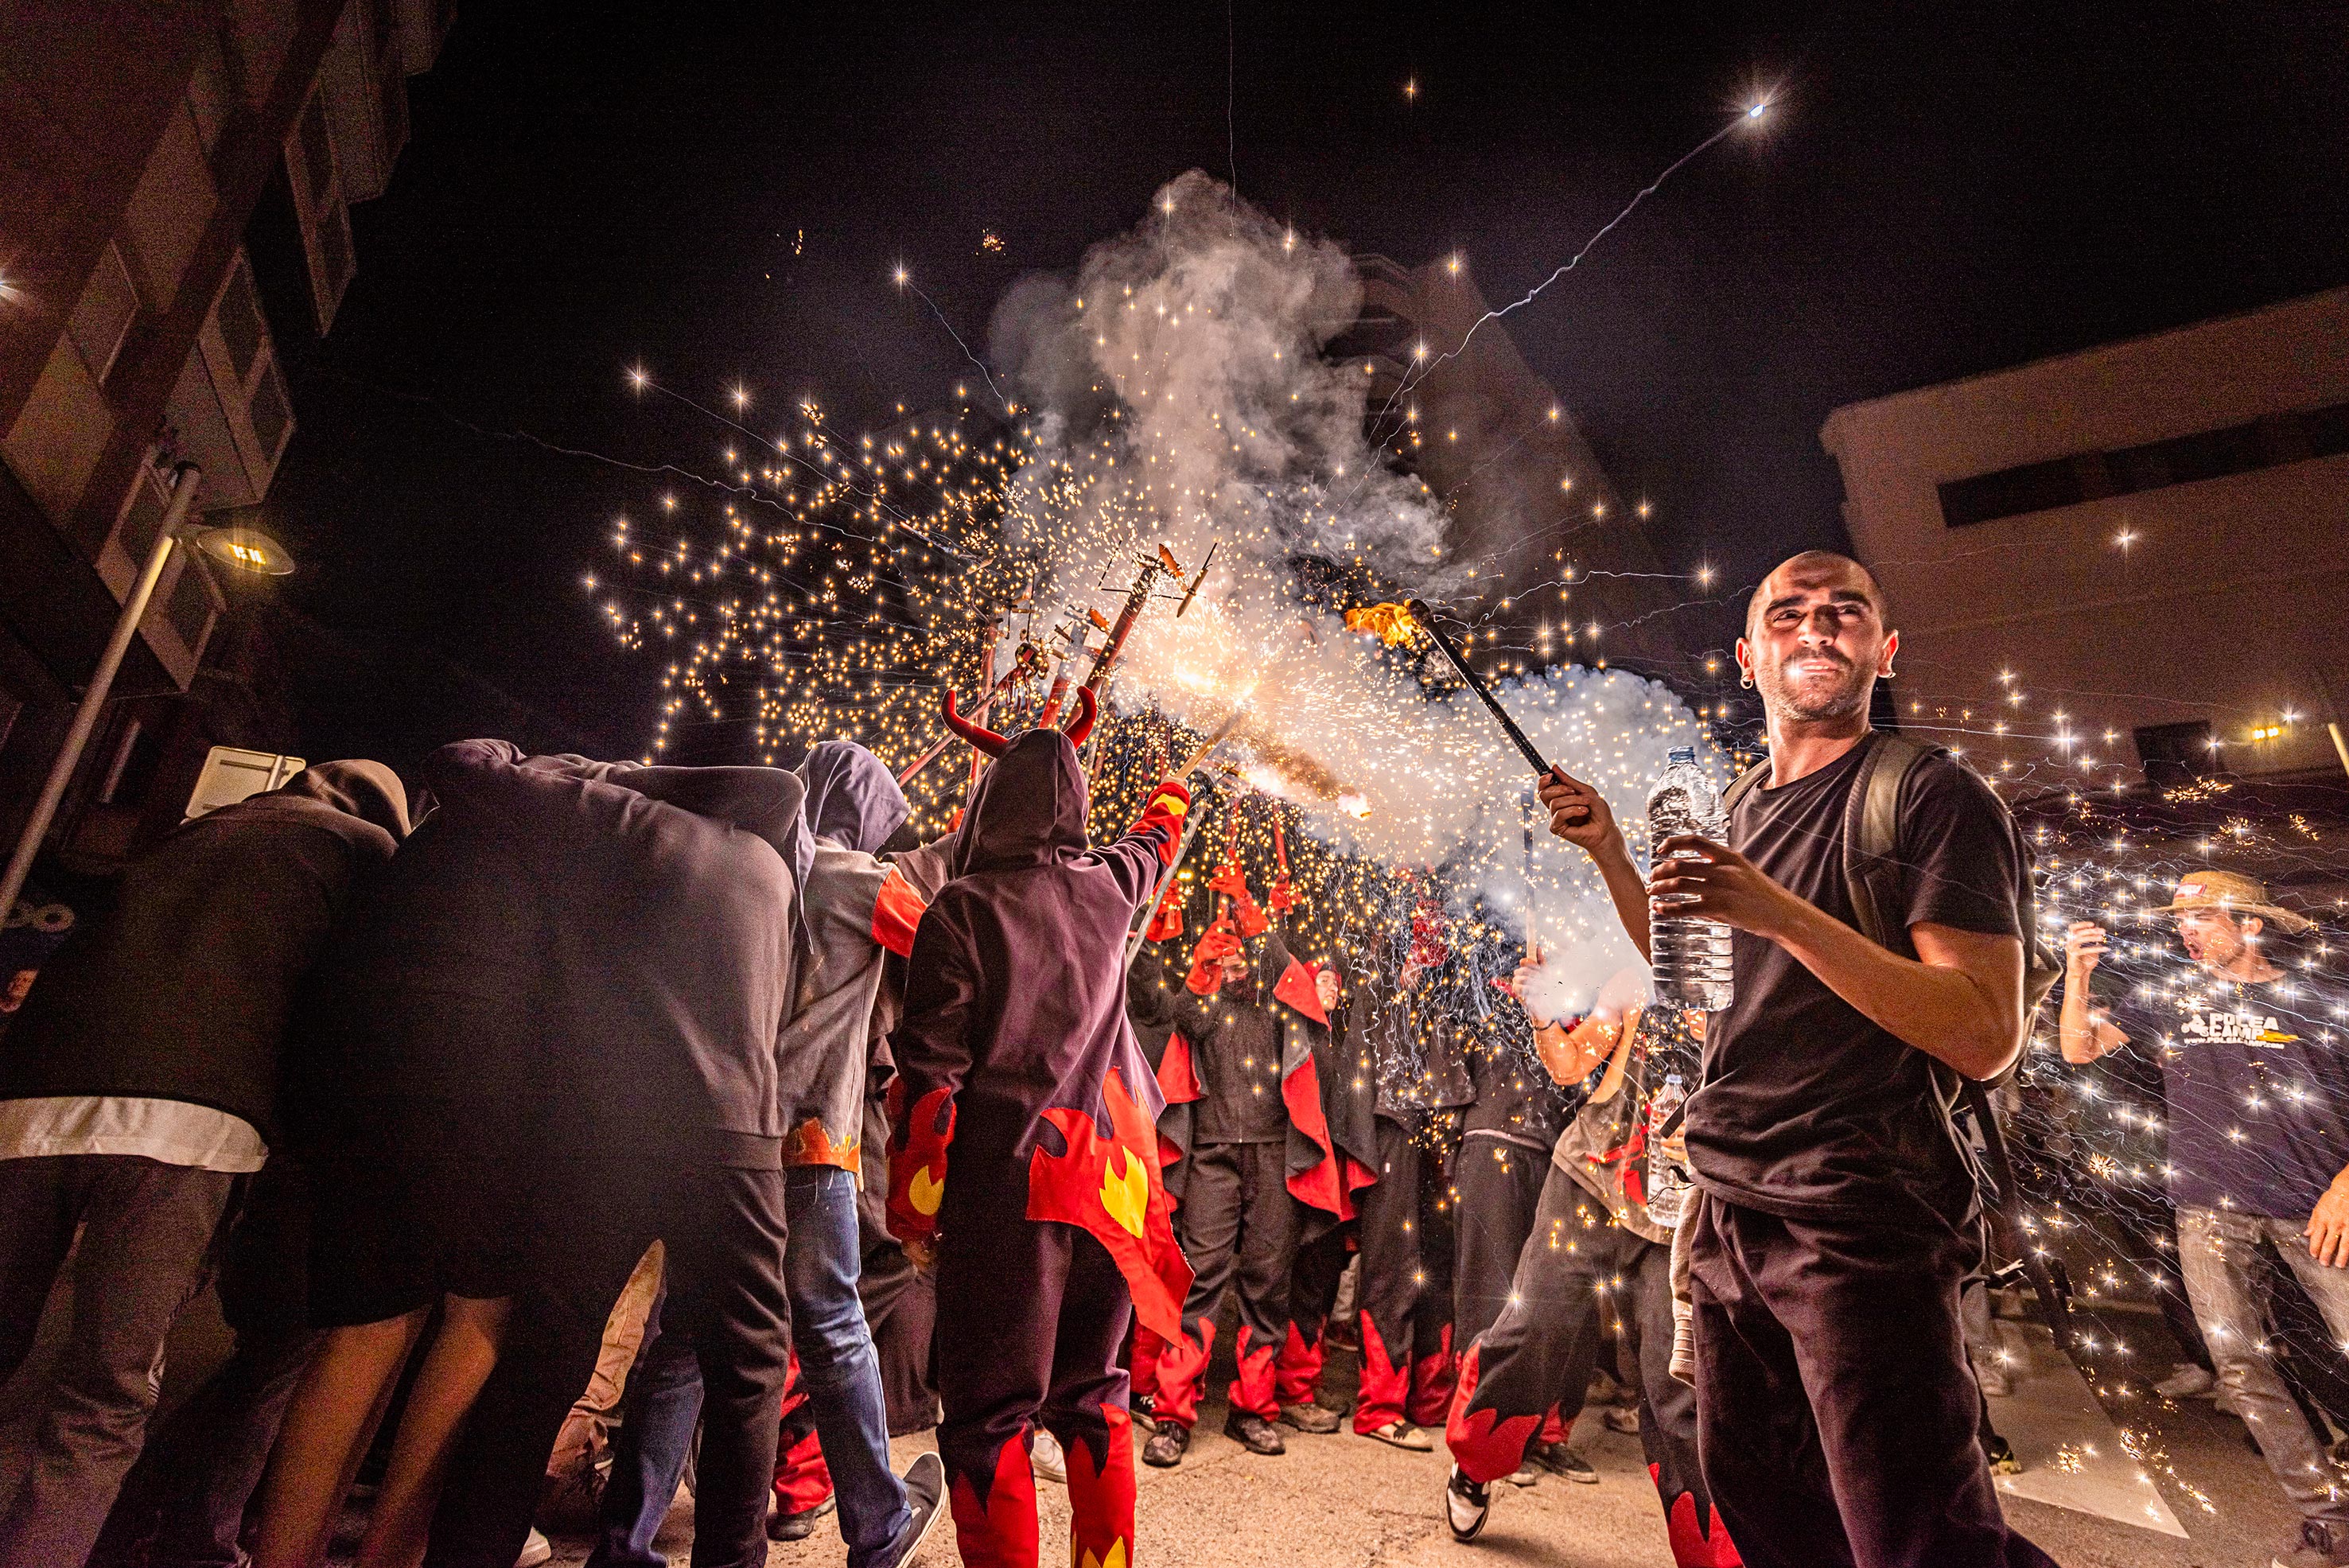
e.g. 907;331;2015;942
1033;609;1094;728
896;641;1041;788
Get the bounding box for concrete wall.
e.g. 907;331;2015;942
1821;289;2349;785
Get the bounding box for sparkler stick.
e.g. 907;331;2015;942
1405;599;1555;778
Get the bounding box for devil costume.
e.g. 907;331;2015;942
1453;1018;1577;1350
1147;929;1337;1436
1444;1006;1740;1566
886;691;1192;1568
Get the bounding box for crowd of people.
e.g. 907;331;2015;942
0;548;2343;1568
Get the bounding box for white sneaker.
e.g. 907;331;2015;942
1032;1427;1068;1484
2155;1363;2216;1399
1445;1465;1490;1543
515;1527;553;1568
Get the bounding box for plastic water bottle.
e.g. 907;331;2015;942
1646;1072;1689;1228
1647;746;1735;1012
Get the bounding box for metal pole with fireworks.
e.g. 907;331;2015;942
1404;598;1558;779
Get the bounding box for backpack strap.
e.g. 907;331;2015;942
1719;758;1772;820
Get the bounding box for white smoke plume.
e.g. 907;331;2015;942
989;172;1723;1017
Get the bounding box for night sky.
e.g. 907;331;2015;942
250;0;2349;767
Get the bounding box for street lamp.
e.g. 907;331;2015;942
0;463;298;916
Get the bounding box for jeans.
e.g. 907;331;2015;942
589;1168;908;1568
0;1154;239;1568
2177;1204;2349;1524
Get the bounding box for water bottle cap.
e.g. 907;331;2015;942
1667;746;1697;765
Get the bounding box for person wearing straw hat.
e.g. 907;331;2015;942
2065;871;2349;1568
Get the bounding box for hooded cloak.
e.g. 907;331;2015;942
2;762;409;1144
777;741;928;1173
886;728;1193;1340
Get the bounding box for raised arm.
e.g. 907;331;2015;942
2058;921;2124;1064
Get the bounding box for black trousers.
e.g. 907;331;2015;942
1690;1195;2056;1568
1159;1141;1297;1422
423;1161;792;1568
934;1168;1137;1568
1352;1116;1424;1429
1450;1134;1550;1350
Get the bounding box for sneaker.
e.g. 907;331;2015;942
767;1494;838;1542
1530;1442;1597;1484
1224;1410;1287;1455
1984;1432;2023;1475
1503;1466;1538;1488
877;1451;946;1568
2156;1362;2216;1399
1278;1401;1343;1434
1131;1391;1158;1431
1032;1427;1068;1484
1601;1404;1640;1435
1445;1465;1491;1543
2274;1519;2349;1567
1142;1422;1190;1468
515;1528;553;1568
1362;1418;1434;1451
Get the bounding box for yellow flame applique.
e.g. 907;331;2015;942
1344;602;1424;648
1079;1539;1130;1568
1101;1147;1148;1239
908;1165;945;1216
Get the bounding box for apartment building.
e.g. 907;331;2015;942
0;0;449;879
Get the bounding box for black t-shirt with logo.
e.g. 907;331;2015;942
1687;741;2025;1231
2110;970;2349;1220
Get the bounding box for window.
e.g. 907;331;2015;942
1937;400;2349;527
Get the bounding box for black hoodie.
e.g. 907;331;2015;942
2;762;409;1144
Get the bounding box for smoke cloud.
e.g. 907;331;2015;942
989;172;1721;1016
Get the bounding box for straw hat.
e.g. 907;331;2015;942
2157;870;2316;936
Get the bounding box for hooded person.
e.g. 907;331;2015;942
589;739;945;1568
885;689;1192;1568
1268;945;1381;1438
1142;911;1350;1465
1443;967;1740;1566
0;763;408;1568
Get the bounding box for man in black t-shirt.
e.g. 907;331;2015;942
1538;551;2054;1568
2064;872;2349;1568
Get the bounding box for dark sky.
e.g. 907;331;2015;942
255;0;2349;764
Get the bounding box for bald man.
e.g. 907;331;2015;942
1538;552;2052;1568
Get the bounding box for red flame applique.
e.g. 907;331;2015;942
1230;1325;1280;1420
888;1087;955;1246
1653;1463;1744;1566
1029;1066;1194;1344
1445;1344;1545;1484
1152;1318;1215;1428
946;1427;1040;1568
1064;1407;1135;1568
1355;1312;1410;1433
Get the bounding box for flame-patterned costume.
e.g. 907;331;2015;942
886;692;1191;1568
1147;928;1352;1433
1444;1006;1739;1566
